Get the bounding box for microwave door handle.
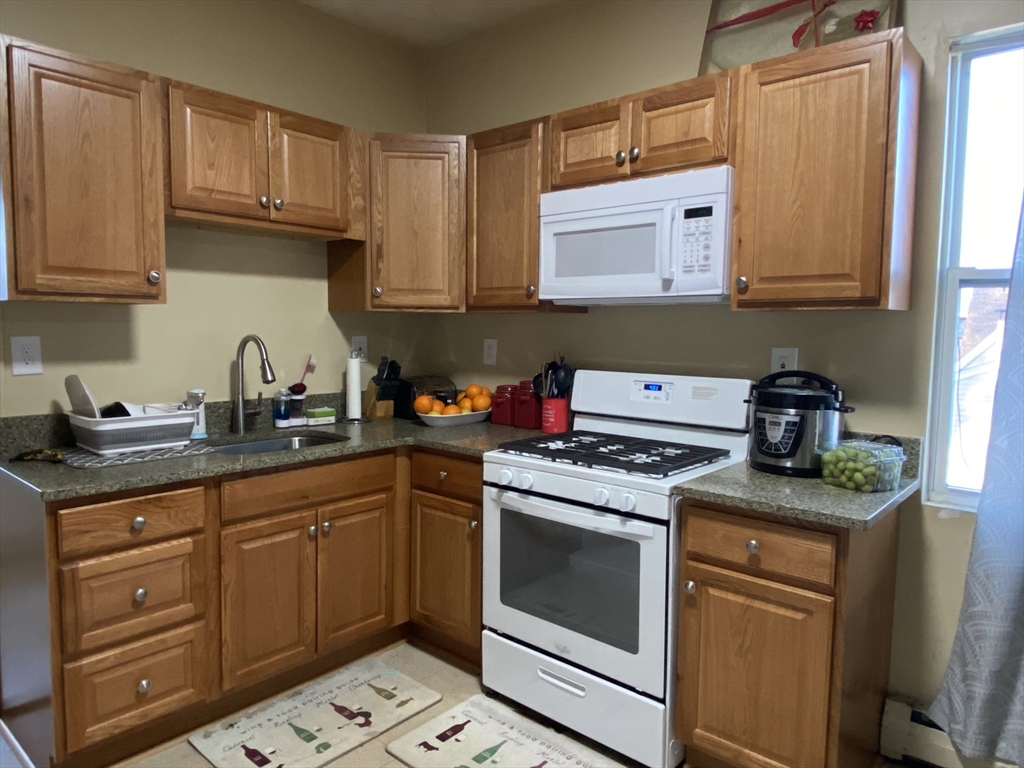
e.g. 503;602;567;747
498;493;657;541
662;208;677;282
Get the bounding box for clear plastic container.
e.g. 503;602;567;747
820;440;905;493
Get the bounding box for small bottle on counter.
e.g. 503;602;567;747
273;389;291;428
289;393;307;427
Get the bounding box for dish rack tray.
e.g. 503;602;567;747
69;406;197;456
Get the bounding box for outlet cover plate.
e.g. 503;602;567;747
771;347;799;374
11;336;43;375
352;336;368;360
483;339;498;366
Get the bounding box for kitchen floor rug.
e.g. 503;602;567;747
188;658;441;768
386;694;630;768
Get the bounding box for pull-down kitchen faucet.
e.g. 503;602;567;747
232;334;276;434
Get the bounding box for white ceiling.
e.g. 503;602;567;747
299;0;562;48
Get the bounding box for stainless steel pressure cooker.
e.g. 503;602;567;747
747;371;854;477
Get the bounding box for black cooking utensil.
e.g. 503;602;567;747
372;356;388;386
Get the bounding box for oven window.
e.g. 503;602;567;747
553;224;657;278
499;508;641;654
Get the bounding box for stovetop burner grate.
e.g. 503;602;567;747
496;431;730;478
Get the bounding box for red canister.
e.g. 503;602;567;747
514;380;542;429
541;398;571;433
491;384;519;426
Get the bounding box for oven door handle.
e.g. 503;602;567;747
497;493;658;541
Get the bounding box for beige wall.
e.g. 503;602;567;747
0;0;431;414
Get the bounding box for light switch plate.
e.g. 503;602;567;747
483;339;498;366
771;347;799;373
11;336;43;375
352;336;368;360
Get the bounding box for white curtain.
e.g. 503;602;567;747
929;205;1024;765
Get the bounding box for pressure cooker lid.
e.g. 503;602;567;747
751;371;849;411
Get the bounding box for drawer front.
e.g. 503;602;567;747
685;508;836;590
58;487;205;558
61;536;206;654
64;622;207;752
221;453;395;522
412;451;482;504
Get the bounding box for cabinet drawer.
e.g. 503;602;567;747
58;488;205;558
412;452;482;504
63;622;207;752
61;536;206;654
221;453;394;522
685;508;836;590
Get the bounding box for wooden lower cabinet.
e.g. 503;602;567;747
679;561;834;768
409;490;481;650
221;510;318;690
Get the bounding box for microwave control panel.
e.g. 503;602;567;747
680;205;715;276
631;381;674;403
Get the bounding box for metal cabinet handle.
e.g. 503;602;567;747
132;516;147;531
736;276;749;292
438;471;447;480
147;270;162;285
628;146;640;162
135;587;148;603
683;580;696;595
273;198;285;211
469;520;478;530
259;195;271;208
615;150;626;165
322;521;332;533
137;679;151;694
372;286;383;298
746;539;759;555
308;525;318;537
526;285;536;297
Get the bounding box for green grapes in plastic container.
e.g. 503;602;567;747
819;440;905;493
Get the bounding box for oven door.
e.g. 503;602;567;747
483;488;668;698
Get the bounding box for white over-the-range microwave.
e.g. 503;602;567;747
539;165;733;305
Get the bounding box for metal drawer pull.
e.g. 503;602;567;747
469;520;478;530
132;516;146;531
308;525;318;537
683;580;696;594
746;539;759;555
273;198;285;210
538;666;587;697
135;588;148;603
322;521;332;533
137;679;151;694
438;471;447;480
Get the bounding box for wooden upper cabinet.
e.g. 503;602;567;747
549;100;631;188
6;43;165;300
269;112;348;231
369;134;466;310
679;561;834;768
169;85;269;219
467;120;543;307
631;73;732;175
733;34;919;309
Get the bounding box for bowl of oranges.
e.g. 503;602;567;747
414;384;492;427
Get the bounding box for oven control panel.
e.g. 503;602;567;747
631;380;673;403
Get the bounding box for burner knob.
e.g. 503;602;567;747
619;493;637;512
520;473;534;490
498;468;515;486
594;488;610;506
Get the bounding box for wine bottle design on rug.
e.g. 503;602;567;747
287;721;318;743
330;701;373;728
369;682;397;700
437;719;471;742
396;696;413;708
472;740;507;763
240;743;270;766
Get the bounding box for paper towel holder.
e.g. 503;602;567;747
342;350;371;424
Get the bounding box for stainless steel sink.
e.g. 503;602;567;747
212;435;350;455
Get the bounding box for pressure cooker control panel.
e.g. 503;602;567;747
755;411;802;455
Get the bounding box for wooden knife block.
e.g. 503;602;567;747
362;382;394;420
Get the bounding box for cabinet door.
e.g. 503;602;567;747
317;494;390;653
733;41;891;307
467;120;543;307
221;510;317;690
8;46;164;298
369;135;465;309
169;84;270;219
549;100;631;188
630;74;732;174
410;490;481;649
269;112;348;231
678;561;834;768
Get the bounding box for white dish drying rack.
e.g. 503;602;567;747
69;404;198;456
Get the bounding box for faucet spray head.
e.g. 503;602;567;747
260;358;276;385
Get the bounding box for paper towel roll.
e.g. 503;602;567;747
346;355;362;420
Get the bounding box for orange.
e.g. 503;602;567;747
457;391;466;401
471;394;492;412
480;386;492;397
465;383;482;398
442;404;462;415
457;397;474;411
430;399;445;414
413;395;434;415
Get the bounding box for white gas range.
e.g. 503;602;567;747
481;370;753;768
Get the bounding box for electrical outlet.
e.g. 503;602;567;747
10;336;43;376
352;336;368;360
771;347;799;373
483;338;498;366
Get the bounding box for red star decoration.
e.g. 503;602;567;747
854;9;881;31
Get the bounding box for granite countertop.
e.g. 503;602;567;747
673;461;921;530
2;420;538;503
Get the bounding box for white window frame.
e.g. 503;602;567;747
926;24;1024;511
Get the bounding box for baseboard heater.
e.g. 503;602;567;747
880;699;1015;768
